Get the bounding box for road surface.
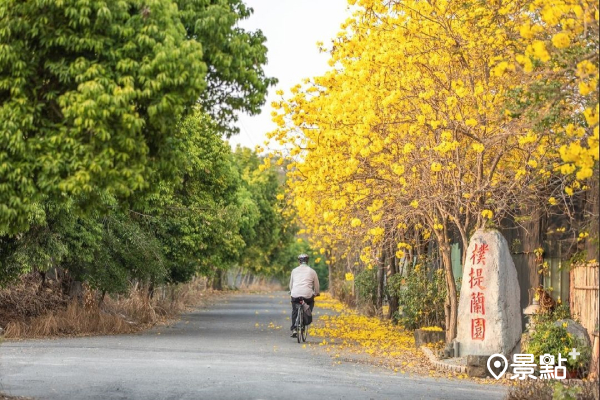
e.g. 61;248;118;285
1;292;507;399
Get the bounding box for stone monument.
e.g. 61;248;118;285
456;229;521;357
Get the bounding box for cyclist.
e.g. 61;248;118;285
289;253;320;338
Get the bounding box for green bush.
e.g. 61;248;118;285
532;303;572;324
524;306;592;376
387;263;446;330
525;324;590;371
354;268;377;306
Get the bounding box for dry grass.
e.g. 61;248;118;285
4;302;137;338
0;274;222;339
0;274;67;322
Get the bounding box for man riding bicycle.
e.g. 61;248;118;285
289;253;320;338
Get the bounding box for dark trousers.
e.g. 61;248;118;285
290;296;314;330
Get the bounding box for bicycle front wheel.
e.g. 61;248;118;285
301;323;308;342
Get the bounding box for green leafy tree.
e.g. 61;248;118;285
0;197;167;293
233;147;284;275
0;0;276;235
176;0;277;135
0;109;299;292
142;111;244;284
0;0;206;235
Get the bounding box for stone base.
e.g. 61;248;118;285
465;354;507;378
414;329;445;348
466;355;489;366
466;366;487;378
420;346;467;374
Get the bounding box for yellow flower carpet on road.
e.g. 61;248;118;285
307;293;503;384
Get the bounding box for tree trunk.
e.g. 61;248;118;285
327;248;334;297
98;290;107;307
211;268;223;290
221;270;228;289
147;281;155;299
455;221;469;267
376;250;385;314
585;168;599;261
387;269;399;320
170;285;177;302
234;268;242;289
441;244;458;342
38;270;46;290
387;237;399;320
69;280;84;302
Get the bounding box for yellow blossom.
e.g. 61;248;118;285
530;40;551;62
430;162;442;172
465;118;478;127
551;32;571;48
471;143;485;153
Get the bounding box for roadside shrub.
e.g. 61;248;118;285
333;274;354;307
354;268;377;308
387;262;446;330
523;305;592;378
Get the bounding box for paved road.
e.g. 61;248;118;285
1;292;507;400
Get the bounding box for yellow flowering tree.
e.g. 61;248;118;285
269;0;598;342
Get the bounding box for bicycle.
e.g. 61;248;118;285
294;297;308;343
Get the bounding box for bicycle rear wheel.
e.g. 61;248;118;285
296;306;303;343
301;322;308;342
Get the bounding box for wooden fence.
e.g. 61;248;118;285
570;263;599;337
570;263;599;379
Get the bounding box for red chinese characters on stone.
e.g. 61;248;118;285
469;268;485;289
470;243;489;265
469;241;489;341
470;292;485;315
471;318;485;340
